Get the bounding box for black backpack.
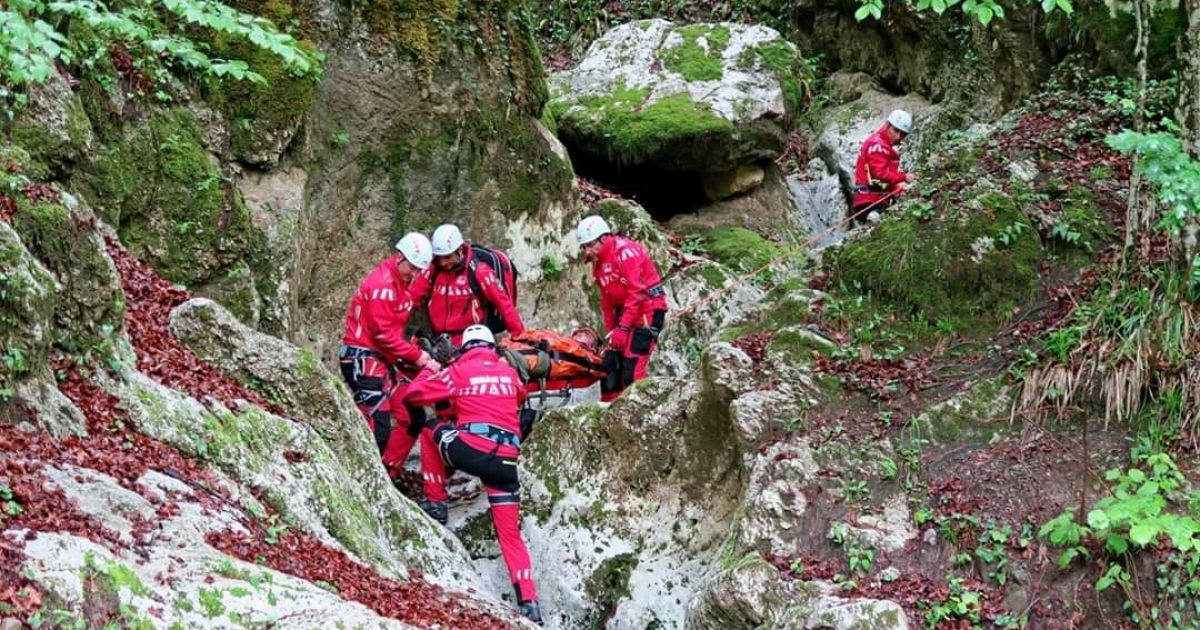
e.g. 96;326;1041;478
432;244;519;334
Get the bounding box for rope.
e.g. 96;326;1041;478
666;190;899;325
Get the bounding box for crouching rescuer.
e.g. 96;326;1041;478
339;233;441;477
402;325;544;626
575;216;668;402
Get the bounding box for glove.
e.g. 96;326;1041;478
416;351;442;373
607;326;630;352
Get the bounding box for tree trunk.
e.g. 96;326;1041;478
1177;0;1200;261
1179;0;1200;156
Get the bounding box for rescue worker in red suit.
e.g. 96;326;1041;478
407;223;525;346
851;109;916;224
339;233;441;478
403;325;543;626
575;216;669;402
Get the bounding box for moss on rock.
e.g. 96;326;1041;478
0;222;58;399
662;25;731;82
739;39;809;115
699;227;779;274
11;199;125;355
551;83;735;169
204;32;320;163
830;190;1043;333
72;108;268;322
584;553;639;628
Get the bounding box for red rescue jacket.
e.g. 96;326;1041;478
407;246;525;343
404;347;528;454
341;255;422;365
593;235;668;332
852;125;908;208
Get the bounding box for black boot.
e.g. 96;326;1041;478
518;601;543;626
418;500;447;525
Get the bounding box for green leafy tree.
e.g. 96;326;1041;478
1;0;322;104
852;0;1072;26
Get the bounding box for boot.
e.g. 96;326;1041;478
518;601;543;626
418;500;447;525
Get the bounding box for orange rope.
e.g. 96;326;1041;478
666;190;899;324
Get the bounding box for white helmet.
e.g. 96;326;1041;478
431;224;464;256
575;215;611;245
395;232;433;269
461;324;495;349
886;109;913;134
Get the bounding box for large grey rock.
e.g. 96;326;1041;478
549;19;806;172
685;553;909;630
15;463;521;629
10;193;126;354
10;72;93;173
7;377;87;439
236;167;307;335
0;221;58;400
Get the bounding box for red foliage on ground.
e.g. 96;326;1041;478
105;237;286;417
813;354;936;403
207;528;515;629
732;331;772;364
20;183;60;205
577;176;626;208
0;196;14;225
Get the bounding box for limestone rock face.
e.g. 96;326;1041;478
549;19;807;173
9;72;93;174
702;164;766;201
14;463;459;630
0;221;58;399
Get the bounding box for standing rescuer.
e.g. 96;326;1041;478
403;325;543;626
852;109;916;224
407;223;525;346
339;233;441;477
575;216;668;402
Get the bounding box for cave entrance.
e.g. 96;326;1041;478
571;151;711;223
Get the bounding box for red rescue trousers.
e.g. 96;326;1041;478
424;421;537;602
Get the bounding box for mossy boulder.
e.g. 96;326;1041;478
72;108;271;325
0;221;58;400
11;194;125;355
696;227;780;275
830;189;1043;332
9;73;94;175
549;19;809;172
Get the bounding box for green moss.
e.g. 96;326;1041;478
457;510;498;554
584;553;638;629
661;25;730;82
719;278;813;340
737;39;809;115
700;227;779;274
73;108;267;318
204;34;320;161
555;84;734;167
0;222;57;396
297;349;318;376
831;190;1043;333
12;200;125;354
766;327;835;363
